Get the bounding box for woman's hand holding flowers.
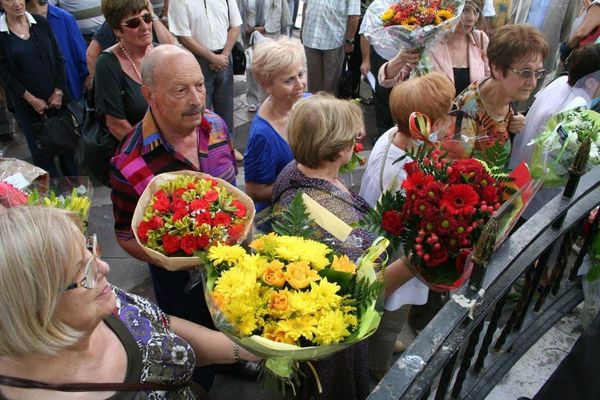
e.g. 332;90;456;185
509;113;526;134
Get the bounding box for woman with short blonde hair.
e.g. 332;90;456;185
271;92;414;399
287;92;363;169
243;36;307;213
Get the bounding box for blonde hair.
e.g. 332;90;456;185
287;93;364;169
0;207;85;359
389;72;455;135
252;37;305;87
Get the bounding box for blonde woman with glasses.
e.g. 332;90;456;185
0;207;258;399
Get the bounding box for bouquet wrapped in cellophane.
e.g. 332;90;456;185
363;0;465;73
131;171;254;271
360;140;537;291
202;195;386;394
529;107;600;187
26;176;93;226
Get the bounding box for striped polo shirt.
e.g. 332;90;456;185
110;109;237;240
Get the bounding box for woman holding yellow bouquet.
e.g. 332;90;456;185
271;93;414;398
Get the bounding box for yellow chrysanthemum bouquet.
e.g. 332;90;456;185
203;225;387;393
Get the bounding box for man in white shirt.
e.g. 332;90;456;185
168;0;241;142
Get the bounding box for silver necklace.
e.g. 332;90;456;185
268;96;290;120
120;44;142;81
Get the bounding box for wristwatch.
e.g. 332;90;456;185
54;89;63;97
152;14;159;22
345;38;355;45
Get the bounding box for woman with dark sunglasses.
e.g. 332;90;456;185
0;206;259;399
94;0;166;141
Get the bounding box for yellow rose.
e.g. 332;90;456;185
263;325;296;344
261;260;286;287
331;255;357;274
268;290;291;315
285;260;319;289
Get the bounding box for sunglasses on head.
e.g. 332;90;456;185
121;12;153;29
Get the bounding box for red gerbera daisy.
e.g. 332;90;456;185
402;171;435;192
440;184;479;215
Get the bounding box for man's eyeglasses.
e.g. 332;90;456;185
510;67;546;80
64;234;98;291
121;12;153;29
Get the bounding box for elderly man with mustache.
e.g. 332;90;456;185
110;44;237;390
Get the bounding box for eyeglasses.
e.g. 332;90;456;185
64;234;98;291
121;12;153;29
510;67;546;80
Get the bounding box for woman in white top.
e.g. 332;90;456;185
359;72;456;378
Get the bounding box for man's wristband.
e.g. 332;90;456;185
345;38;355;45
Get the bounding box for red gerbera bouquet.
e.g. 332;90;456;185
361;146;512;291
132;171;254;271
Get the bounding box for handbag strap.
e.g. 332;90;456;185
0;374;194;393
379;129;396;193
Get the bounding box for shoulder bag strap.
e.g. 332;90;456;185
379;130;396;193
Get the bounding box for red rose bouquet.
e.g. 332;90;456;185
361;146;515;291
132;171;254;271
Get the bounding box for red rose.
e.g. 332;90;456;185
171;198;187;212
172;188;187;199
162;233;181;255
180;234;197;255
353;143;364;152
149;216;164;229
382;210;404;236
228;223;245;241
404;160;419;175
212;211;232;227
137;220;153;241
154;190;169;201
204;189;218;203
172;208;188;222
231;200;247;218
195;211;212;226
190;198;210;211
196;234;210;249
153;196;171;213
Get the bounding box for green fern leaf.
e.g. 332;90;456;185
271;192;318;238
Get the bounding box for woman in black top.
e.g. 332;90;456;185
0;0;76;177
94;0;159;141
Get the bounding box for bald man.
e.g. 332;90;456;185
109;45;237;388
110;44;235;341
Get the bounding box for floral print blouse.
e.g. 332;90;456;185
112;287;198;400
454;79;515;157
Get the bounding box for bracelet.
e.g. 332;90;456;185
233;344;241;363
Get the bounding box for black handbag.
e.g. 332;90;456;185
231;41;246;75
338;54;354;99
31;107;81;158
76;94;118;187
